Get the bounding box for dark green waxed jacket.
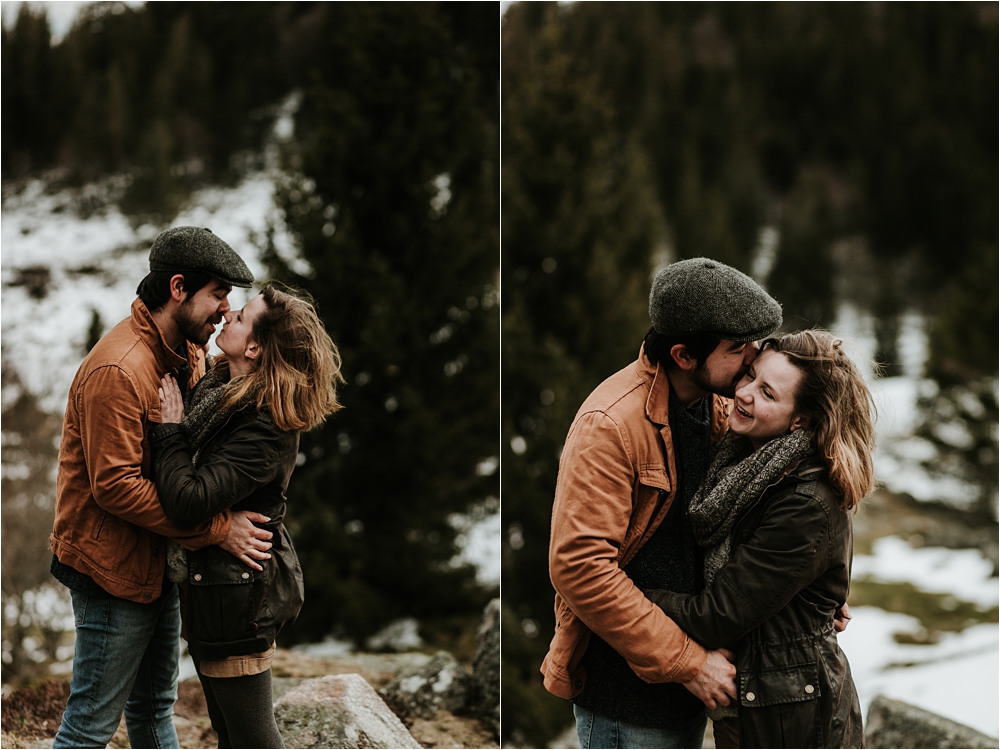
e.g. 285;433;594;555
645;456;864;749
151;408;304;661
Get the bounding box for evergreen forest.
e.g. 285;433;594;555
502;3;997;746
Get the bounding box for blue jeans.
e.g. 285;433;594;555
54;583;181;749
574;704;708;749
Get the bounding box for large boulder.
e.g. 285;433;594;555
865;695;999;749
379;650;473;719
273;673;421;749
471;598;500;735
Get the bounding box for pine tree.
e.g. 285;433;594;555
501;3;665;744
265;3;500;644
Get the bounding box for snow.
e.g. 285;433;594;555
839;607;999;738
853;536;998;608
2;2;107;43
831;302;985;506
1;173;294;411
450;508;501;586
841;535;1000;738
291;637;355;658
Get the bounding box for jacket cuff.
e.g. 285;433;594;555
641;587;709;683
665;634;708;683
150;422;184;443
208;510;233;546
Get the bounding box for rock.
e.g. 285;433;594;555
865;694;999;749
273;673;421;749
379;651;473;719
364;617;423;652
472;598;500;735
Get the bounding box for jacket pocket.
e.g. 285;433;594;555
94;509;110;541
622;466;673;554
638;464;671;492
739;662;824;748
184;547;260;646
740;661;821;707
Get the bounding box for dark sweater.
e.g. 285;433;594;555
574;390;710;728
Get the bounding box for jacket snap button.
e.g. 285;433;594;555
574;680;583;689
142;592;151;602
242;572;250;580
745;691;756;702
194;573;202;581
805;684;815;694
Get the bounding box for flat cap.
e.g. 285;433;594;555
149;226;253;288
649;257;782;343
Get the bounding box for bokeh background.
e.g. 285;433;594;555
1;0;499;691
501;3;997;747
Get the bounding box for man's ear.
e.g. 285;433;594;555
669;344;698;372
245;341;260;362
169;274;187;303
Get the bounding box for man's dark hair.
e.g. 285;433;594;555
643;326;721;369
136;269;214;311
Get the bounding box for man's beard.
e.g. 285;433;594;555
176;301;220;347
692;362;749;399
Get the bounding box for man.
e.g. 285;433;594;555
542;258;783;748
50;227;275;748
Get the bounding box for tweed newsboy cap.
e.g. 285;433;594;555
149;226;253;288
649;257;782;343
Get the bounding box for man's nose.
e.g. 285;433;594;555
743;341;761;365
218;298;231;315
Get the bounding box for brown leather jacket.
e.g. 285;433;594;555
50;299;232;603
541;345;731;699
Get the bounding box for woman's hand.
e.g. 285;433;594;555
159;374;185;423
834;602;852;632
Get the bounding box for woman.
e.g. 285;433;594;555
151;284;343;748
645;330;876;749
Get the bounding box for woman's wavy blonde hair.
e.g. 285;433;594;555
218;284;344;432
762;330;877;511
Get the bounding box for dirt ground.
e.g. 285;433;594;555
1;649;498;749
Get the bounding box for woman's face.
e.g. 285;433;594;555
728;348;809;449
216;294;266;364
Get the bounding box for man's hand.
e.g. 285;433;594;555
219;511;273;571
834;602;852;632
682;648;737;710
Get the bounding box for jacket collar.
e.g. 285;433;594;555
129;298;189;371
786;450;825;480
638;343;673;426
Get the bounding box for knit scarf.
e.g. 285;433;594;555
689;427;816;588
182;364;237;458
